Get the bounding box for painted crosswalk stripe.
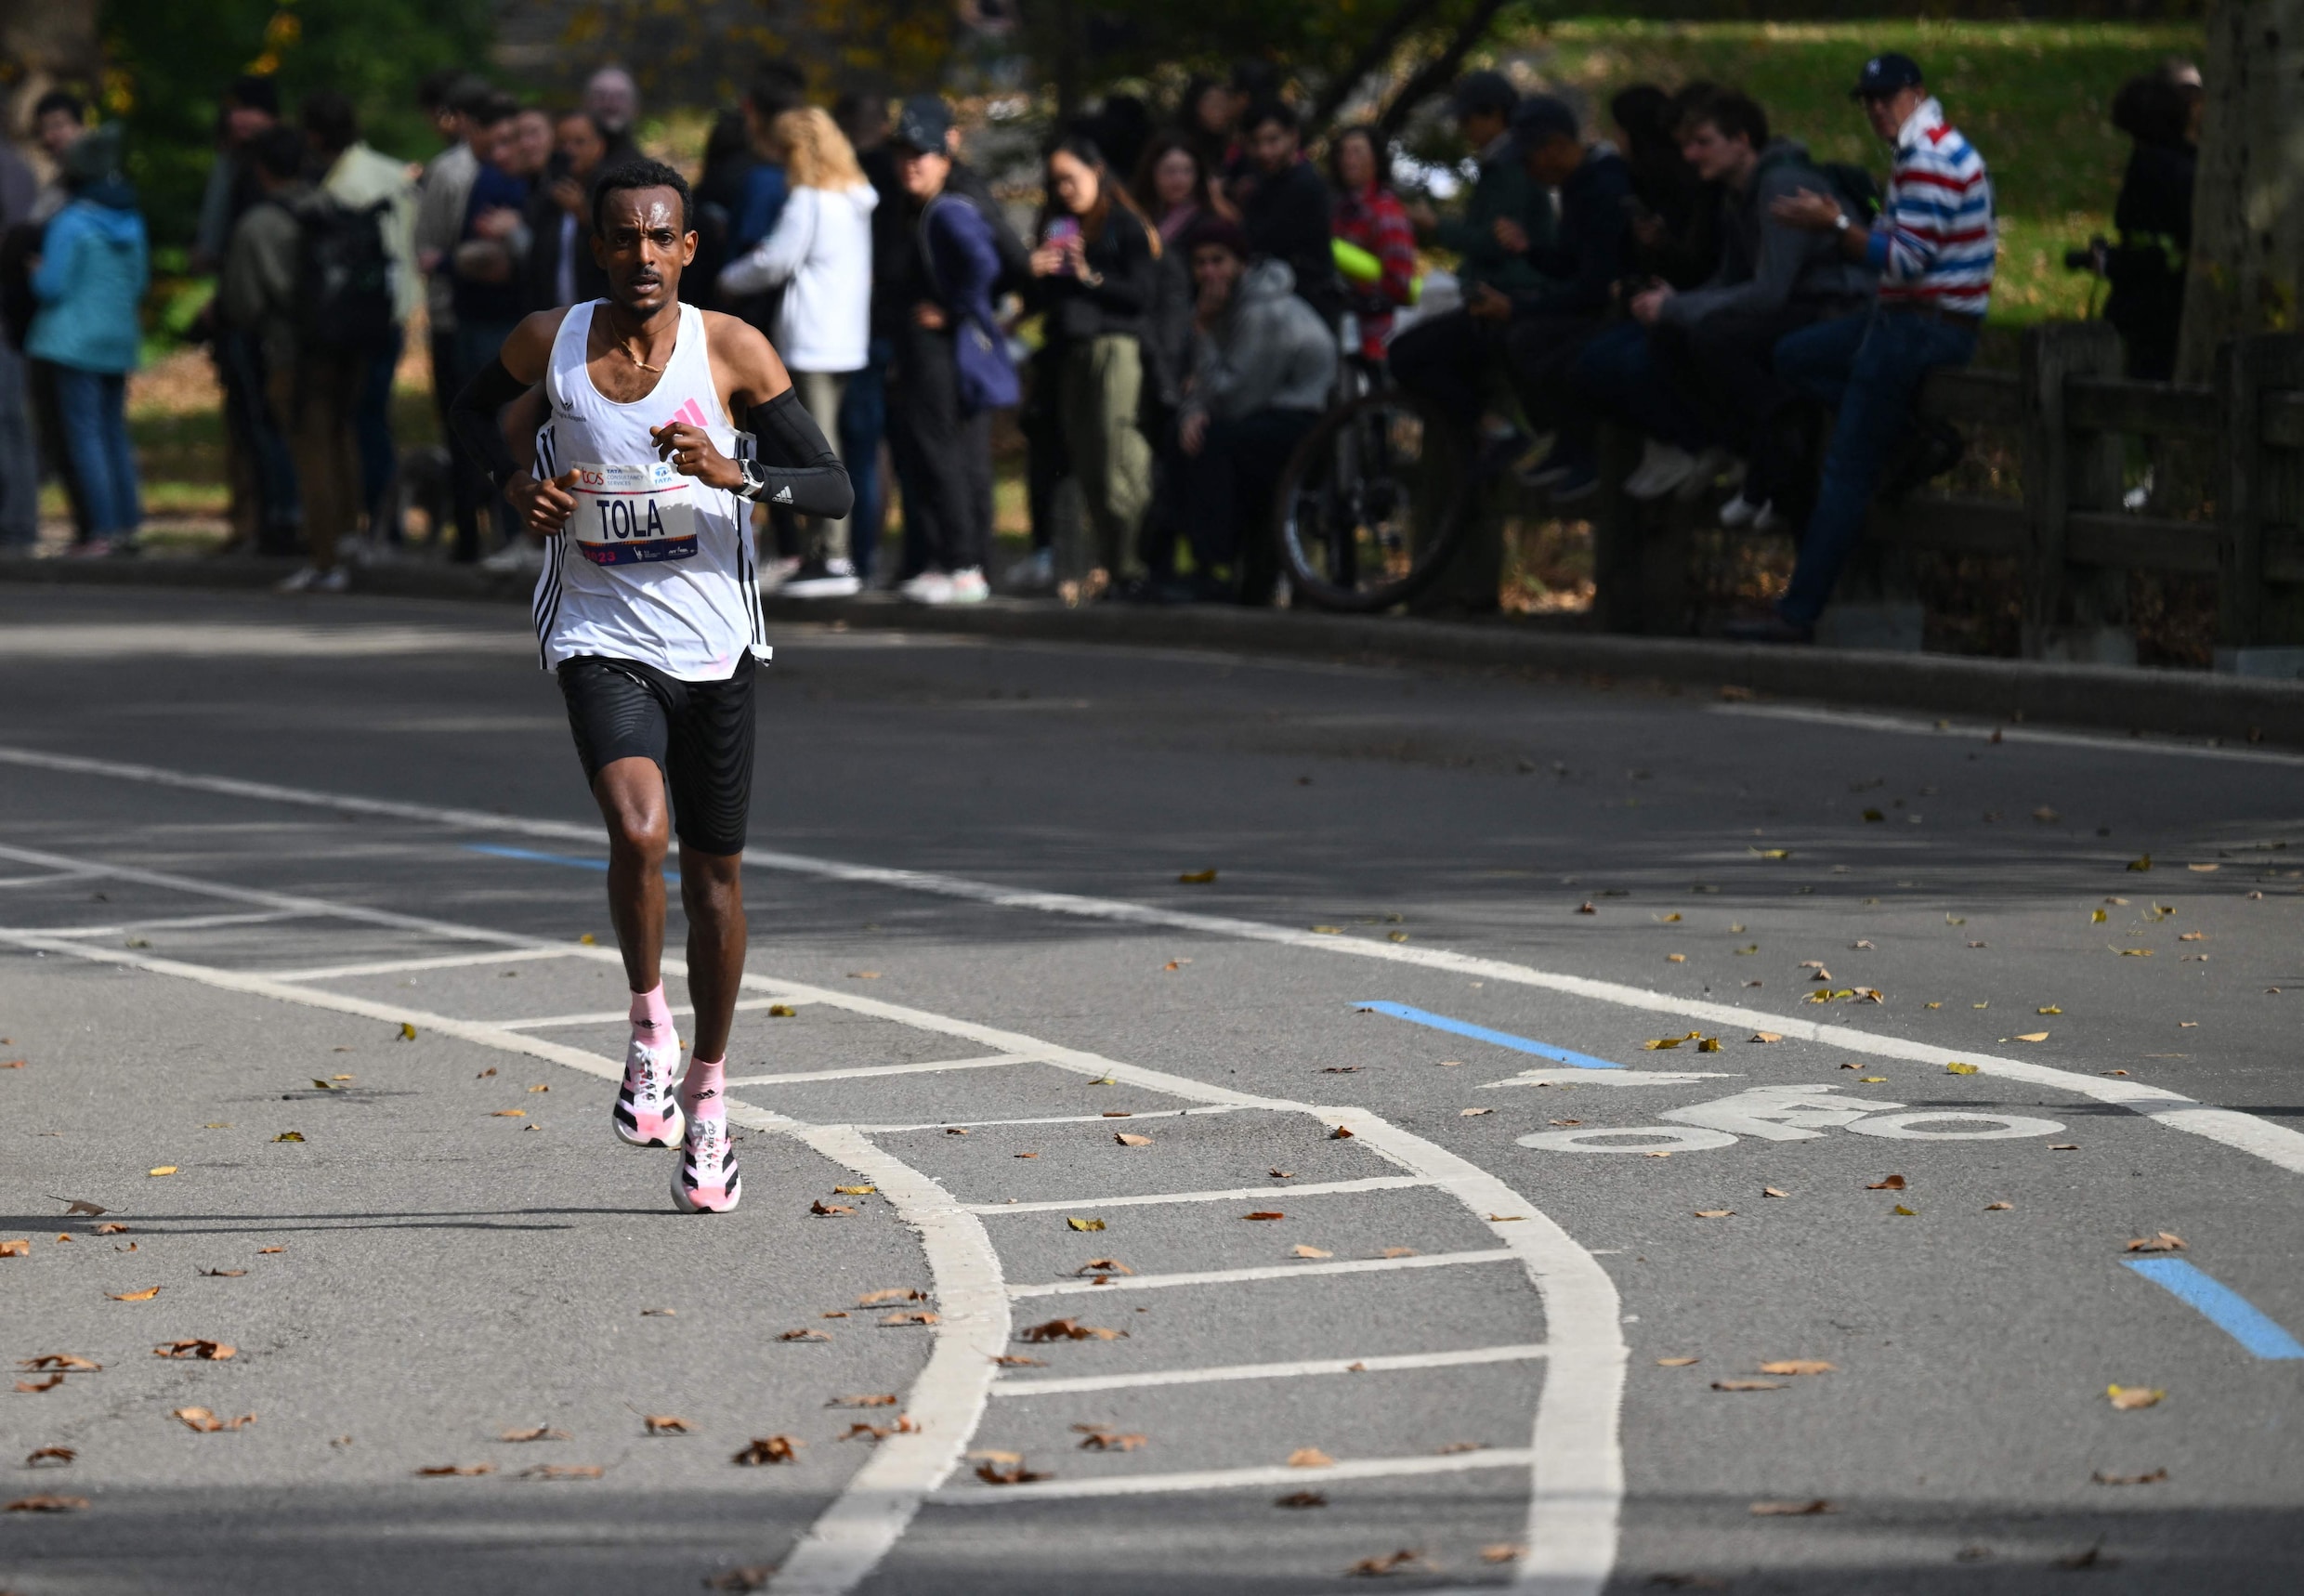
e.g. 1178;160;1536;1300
993;1341;1551;1397
936;1448;1539;1504
1009;1249;1519;1300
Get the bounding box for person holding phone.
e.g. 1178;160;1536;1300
1028;136;1159;595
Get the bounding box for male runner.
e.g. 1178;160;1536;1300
449;158;850;1213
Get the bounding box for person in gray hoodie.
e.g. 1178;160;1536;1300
1172;216;1336;602
1622;88;1873;514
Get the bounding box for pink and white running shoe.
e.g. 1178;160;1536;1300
672;1115;740;1214
612;1033;685;1149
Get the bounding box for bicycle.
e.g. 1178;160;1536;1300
1272;345;1478;613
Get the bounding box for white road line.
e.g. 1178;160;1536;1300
0;834;1623;1596
29;909;307;939
1009;1249;1520;1300
3;742;2296;1177
855;1105;1250;1133
991;1341;1551;1397
966;1174;1434;1216
933;1448;1540;1505
728;1053;1039;1087
499;994;804;1031
0;868;104;889
1713;700;2304;765
268;947;583;981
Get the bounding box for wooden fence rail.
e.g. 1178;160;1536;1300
1574;323;2304;663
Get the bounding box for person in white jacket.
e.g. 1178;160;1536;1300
718;107;877;596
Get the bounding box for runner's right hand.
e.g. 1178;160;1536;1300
506;469;580;540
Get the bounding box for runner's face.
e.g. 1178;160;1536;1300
596;188;694;314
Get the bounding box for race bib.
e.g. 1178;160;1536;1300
568;462;699;566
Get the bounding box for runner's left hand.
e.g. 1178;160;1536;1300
650;422;742;491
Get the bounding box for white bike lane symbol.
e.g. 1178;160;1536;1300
1516;1084;2066;1154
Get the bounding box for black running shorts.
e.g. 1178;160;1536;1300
556;655;756;857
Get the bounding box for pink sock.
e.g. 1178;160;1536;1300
680;1054;726;1123
628;985;675;1055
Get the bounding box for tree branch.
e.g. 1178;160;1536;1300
1309;0;1449;137
1374;0;1513;140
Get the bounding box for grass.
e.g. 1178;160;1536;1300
1502;16;2206;324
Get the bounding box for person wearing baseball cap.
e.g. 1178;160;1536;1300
1730;52;1995;642
1391;72;1561;472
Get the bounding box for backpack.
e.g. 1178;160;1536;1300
294;194;397;355
1816;161;1881;223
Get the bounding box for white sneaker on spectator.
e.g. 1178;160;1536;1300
479;542;543;575
947;568;989;604
899;569;953;605
313;566;350;594
276;565;320;593
1623;441;1697;501
1719;491;1766;528
757;555;802;594
1679;446;1738;502
783;558;861;598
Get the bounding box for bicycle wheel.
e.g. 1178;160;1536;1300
1275;389;1474;613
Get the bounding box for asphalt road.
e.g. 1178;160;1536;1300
1;585;2299;1596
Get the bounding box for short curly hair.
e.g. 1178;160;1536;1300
590;157;694;236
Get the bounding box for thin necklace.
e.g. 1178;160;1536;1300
606;316;668;373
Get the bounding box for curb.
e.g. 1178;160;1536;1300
9;556;2302;748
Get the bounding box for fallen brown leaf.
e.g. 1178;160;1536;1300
732;1436;800;1465
1178;869;1218;883
991;1355;1045;1367
2091;1467;2167;1485
14;1375;63;1393
881;1311;939;1327
1760;1360;1836;1376
19;1355;99;1372
1656;1357;1700;1367
153;1341;234;1361
520;1463;602;1480
703;1566;779;1591
1073;1425;1146;1451
2107;1385;2164;1410
2124;1233;2186;1253
1288;1447;1334;1468
1379;1246;1417;1258
831;1185;875;1197
24;1446;74;1467
777;1329;831;1342
1244;1210;1284;1222
1275;1490;1328;1508
1020;1317;1126;1343
170;1406;255;1432
643;1415;690;1435
1460;1106;1495;1117
973;1458;1051;1485
767;1004;796;1017
54;1199;109;1217
414;1462;495;1477
1347;1549;1423;1576
1985;1201;2014;1210
1762;1185;1789;1198
809;1200;855;1217
257;1246;285;1255
1749;1031;1782;1044
500;1426;569;1443
826;1393;898;1408
5;1494;89;1511
1694;1209;1735;1219
857;1288;927;1307
196;1267;242;1277
1436;1441;1486;1454
1114;1132;1152;1146
94;1223;127;1236
1063;1214;1100;1229
1076;1258;1134;1276
106;1287;162;1302
1329;1125;1355;1140
1711;1380;1787;1393
1750;1499;1836;1516
490;1110;525;1119
1866;1174;1907;1191
1482;1544;1525;1563
1;1240;31;1257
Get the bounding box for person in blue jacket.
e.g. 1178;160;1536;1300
27;125;147;556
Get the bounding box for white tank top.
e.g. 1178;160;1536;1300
529;301;769;679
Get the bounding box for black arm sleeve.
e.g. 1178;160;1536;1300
746;387;854;520
448;356;530;491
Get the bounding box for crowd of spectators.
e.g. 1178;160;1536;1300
0;46;2209;634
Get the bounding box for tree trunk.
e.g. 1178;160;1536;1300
1308;0;1447;137
2175;0;2304;384
1375;0;1512;141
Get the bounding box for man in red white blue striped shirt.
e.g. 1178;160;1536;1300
1733;53;1993;641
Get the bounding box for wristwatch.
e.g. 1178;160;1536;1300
1833;212;1852;234
735;457;768;501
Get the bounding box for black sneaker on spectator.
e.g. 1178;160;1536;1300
782;558;861;598
1003;547;1055;593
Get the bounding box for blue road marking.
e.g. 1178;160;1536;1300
1353;1001;1622;1069
2123;1258;2304;1359
463;843;680;884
